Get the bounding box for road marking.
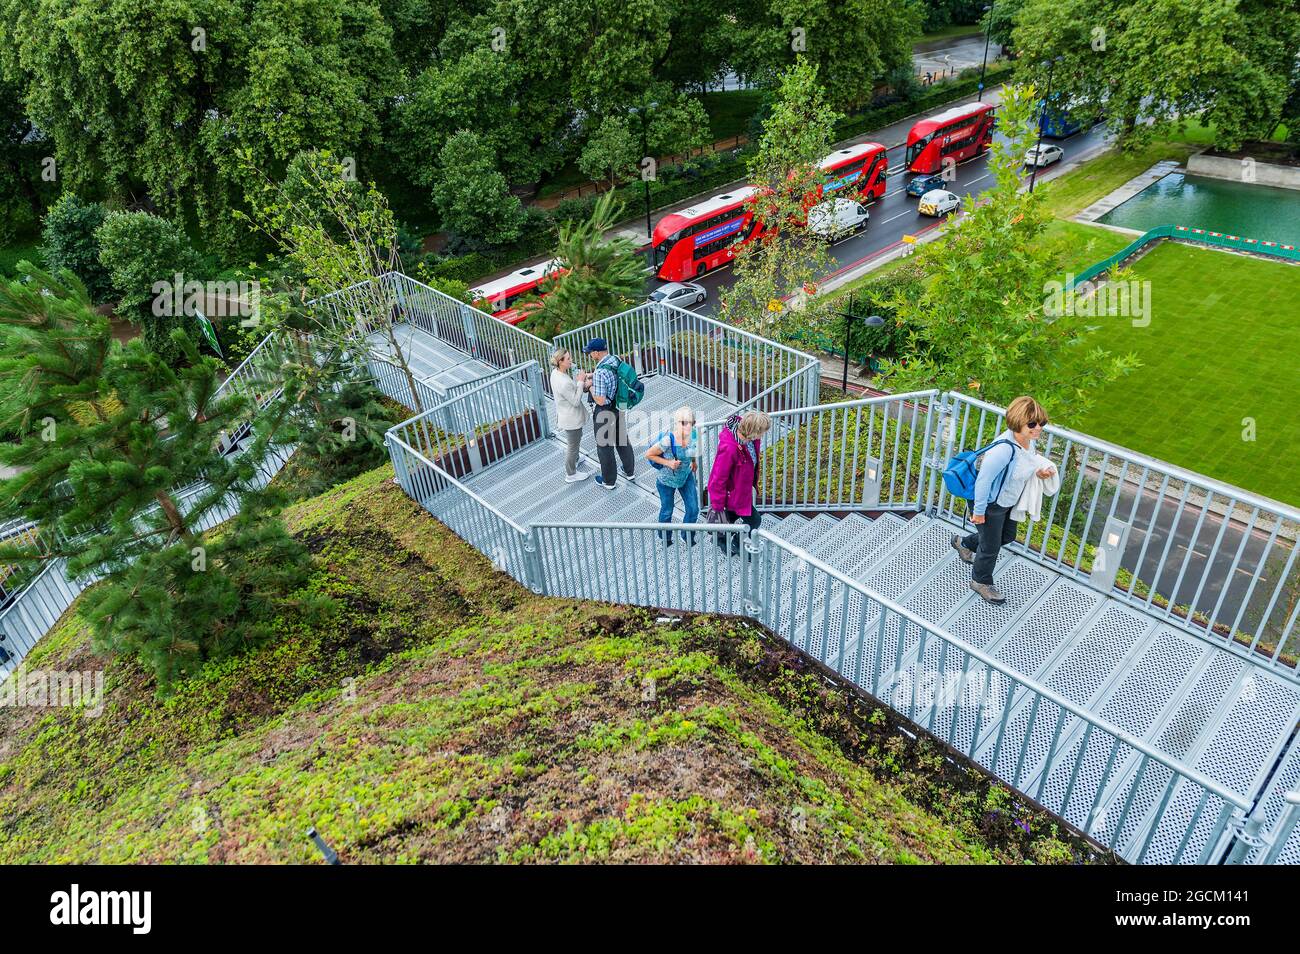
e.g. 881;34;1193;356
881;210;915;224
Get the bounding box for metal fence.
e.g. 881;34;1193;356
751;528;1251;863
387;431;536;586
385;362;549;483
938;392;1300;677
697;390;941;513
386;272;554;381
665;307;820;410
553;303;665;378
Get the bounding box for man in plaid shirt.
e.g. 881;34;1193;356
583;338;635;489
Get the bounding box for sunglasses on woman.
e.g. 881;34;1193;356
1028;421;1046;429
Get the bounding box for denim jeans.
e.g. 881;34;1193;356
656;470;699;542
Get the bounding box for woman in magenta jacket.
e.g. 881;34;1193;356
708;410;772;553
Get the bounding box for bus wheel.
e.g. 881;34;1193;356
696;264;707;278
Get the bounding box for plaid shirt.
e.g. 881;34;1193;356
590;355;619;405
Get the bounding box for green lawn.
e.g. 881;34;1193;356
1072;242;1300;506
918;23;984;43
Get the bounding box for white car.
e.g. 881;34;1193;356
917;189;961;217
1024;143;1064;167
648;281;706;308
807;198;870;241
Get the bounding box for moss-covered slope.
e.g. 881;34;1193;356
0;465;1089;864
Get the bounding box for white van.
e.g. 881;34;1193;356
807;198;869;241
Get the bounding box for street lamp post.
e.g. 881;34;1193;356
977;3;994;102
837;296;885;391
638;98;654;244
1028;56;1061;194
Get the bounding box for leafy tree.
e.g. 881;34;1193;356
579;116;640;186
396;48;527;189
256;317;395;501
237;149;432;415
720;59;842;346
520;190;642;339
41;194;112;302
432;131;527;247
0;0;400;256
729;0;923;112
1012;0;1300;149
0;78;45;243
986;0;1024;49
645;93;713;164
874;85;1138;419
95;210;203;361
0;265;326;688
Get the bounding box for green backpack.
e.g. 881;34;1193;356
605;357;645;410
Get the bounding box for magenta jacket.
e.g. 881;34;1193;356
708;424;761;516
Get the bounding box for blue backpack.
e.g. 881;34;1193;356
942;439;1016;503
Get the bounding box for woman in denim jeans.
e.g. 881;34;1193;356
646;406;699;545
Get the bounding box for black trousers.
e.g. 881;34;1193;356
715;509;761;554
592;404;635;486
961;502;1018;585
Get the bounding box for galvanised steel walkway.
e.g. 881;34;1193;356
375;274;1300;866
3;271;1296;865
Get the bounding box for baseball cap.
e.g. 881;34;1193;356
582;337;608;354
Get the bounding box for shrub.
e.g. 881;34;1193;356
41;194;112;302
95;210;203;361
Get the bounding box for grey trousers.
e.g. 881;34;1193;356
563;427;584;476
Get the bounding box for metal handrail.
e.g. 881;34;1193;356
940;391;1300;672
755;526;1251;814
387;433;528;535
946;391;1300;523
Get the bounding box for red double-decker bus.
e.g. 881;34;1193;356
819;142;889;202
469;258;564;325
651;187;765;282
904;102;996;174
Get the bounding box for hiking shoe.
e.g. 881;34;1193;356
951;535;974;565
969;581;1006;605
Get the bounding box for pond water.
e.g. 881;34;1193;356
1097;172;1300;245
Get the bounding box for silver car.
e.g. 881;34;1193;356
648;281;707;307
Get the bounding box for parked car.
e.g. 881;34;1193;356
648;281;707;308
1024;143;1065;167
906;172;947;197
806;198;870;241
917;189;961;217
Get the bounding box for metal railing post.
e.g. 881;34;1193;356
524;526;548;595
1223;813;1265;864
743;531;765;618
459;303;479;358
529;364;550;439
1259;791;1300;864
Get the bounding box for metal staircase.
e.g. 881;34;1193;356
3;269;1296;865
377;274;1300;866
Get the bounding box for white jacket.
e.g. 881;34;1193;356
551;367;588;431
1011;453;1061;522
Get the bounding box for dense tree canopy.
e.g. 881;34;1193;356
1012;0;1300;149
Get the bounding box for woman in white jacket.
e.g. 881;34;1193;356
550;349;593;483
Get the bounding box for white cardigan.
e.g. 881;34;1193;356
1011;453;1061;522
550;367;589;431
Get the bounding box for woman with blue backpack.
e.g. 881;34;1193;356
949;396;1057;605
646;406;699;546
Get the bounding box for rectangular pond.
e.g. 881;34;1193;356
1097;172;1300;245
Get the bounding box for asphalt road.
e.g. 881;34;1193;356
657;119;1114;316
